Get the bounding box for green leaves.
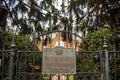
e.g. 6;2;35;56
0;31;32;50
1;0;116;42
86;28;115;50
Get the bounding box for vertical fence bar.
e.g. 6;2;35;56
33;32;36;80
58;26;60;46
1;44;5;80
66;25;68;48
103;38;109;80
82;30;85;51
50;14;52;48
74;74;77;80
49;74;51;80
91;52;94;80
16;51;19;79
9;37;15;80
33;31;36;65
82;30;86;80
58;74;60;80
24;52;27;80
0;52;2;80
114;52;117;80
67;74;69;80
18;51;21;79
100;51;104;80
73;28;77;80
83;51;86;80
42;28;44;79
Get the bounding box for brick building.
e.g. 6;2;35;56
37;34;81;51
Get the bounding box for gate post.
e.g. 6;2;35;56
9;37;15;80
103;38;109;80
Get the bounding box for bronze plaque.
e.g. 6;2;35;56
42;47;76;74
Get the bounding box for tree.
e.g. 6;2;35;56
85;28;115;50
0;0;115;35
0;31;35;50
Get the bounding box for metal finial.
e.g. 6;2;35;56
11;36;15;48
103;37;108;48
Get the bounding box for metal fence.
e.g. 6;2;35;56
0;50;11;80
0;30;120;80
16;51;42;80
109;51;120;80
75;51;103;80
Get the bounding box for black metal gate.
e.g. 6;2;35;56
0;30;120;80
76;51;103;80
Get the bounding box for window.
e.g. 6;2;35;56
55;40;64;47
